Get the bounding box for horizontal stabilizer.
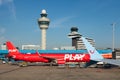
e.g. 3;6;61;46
101;59;120;66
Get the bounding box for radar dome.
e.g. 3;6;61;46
42;9;46;14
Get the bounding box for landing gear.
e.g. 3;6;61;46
18;61;28;67
50;59;58;66
50;62;53;66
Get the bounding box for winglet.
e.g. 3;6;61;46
81;37;103;60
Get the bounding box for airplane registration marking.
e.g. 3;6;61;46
64;54;85;60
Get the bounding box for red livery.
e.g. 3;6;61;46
6;41;90;66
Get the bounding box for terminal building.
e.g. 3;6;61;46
22;45;40;50
1;44;40;50
68;27;95;50
1;44;7;50
60;46;76;50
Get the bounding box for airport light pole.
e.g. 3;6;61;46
111;23;116;52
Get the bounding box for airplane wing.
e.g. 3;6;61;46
35;51;56;62
41;56;65;64
81;36;120;66
101;59;120;66
36;51;64;64
89;58;120;66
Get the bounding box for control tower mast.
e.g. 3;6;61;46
38;9;50;50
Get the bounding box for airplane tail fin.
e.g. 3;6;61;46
81;37;120;66
6;41;20;55
81;37;103;61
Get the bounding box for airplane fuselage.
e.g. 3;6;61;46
8;53;90;64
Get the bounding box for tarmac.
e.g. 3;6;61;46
0;63;120;80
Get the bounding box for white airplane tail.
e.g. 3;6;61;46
81;36;120;66
81;37;103;60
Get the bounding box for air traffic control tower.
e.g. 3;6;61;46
68;27;82;49
38;9;50;50
68;27;95;50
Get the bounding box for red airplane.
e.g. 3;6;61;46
6;41;90;67
6;37;120;67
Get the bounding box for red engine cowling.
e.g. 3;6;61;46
57;60;65;64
